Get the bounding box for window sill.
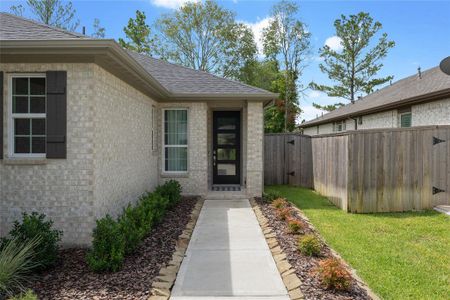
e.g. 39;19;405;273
2;158;47;165
160;172;189;178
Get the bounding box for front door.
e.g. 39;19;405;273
213;111;240;185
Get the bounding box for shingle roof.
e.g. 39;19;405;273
0;12;88;40
301;66;450;127
126;50;275;96
0;12;276;98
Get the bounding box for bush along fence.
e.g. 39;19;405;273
87;180;182;272
264;125;450;213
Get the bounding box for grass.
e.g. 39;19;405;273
265;185;450;300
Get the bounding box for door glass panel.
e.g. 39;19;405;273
218;133;235;145
217;148;236;160
217;164;236;176
217;117;236;130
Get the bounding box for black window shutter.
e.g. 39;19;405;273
46;71;67;159
0;71;3;159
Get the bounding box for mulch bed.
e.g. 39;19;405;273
255;198;370;300
32;196;198;300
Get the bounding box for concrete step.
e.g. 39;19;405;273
205;191;248;200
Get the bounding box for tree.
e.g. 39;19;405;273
262;0;311;132
91;18;105;38
118;10;155;55
310;12;395;108
312;102;344;112
11;0;80;31
155;0;257;78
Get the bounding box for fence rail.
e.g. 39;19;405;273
264;126;450;213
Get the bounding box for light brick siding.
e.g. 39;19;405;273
92;65;158;220
358;110;398;130
1;63;96;246
412;97;450;126
246;101;264;197
157;102;209;196
302;97;450;136
1;64;266;246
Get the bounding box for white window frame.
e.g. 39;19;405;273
333;120;346;132
162;108;188;174
8;73;46;159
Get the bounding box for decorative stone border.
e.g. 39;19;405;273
288;204;380;300
149;198;205;300
250;198;305;300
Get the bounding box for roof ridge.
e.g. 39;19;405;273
0;11;87;39
128;50;275;95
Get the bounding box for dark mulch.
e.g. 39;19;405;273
256;198;370;300
32;197;198;300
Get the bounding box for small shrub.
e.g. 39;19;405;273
271;198;288;209
1;212;62;271
287;218;304;234
263;191;283;203
155;180;182;208
118;204;147;254
298;234;321;256
0;237;41;297
276;207;292;221
317;258;352;291
86;216;125;272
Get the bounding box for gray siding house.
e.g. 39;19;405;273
300;66;450;135
0;13;276;246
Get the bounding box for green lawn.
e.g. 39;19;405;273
265;185;450;300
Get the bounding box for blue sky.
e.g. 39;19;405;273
2;0;449;121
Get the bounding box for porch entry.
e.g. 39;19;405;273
213;111;241;185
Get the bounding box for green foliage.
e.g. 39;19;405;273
262;0;311;132
86;216;125;273
310;12;395;102
312;102;344;112
155;0;257;78
1;212;62;271
287;218;304;234
87;181;182;272
265;185;450;299
91;18;105;38
155;180;182;208
298;234;321;256
8;289;38;300
119;10;155;54
0;237;41;297
262;190;283;202
10;0;80;31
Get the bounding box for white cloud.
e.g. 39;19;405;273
299;105;323;122
324;35;343;52
241;17;272;56
307;90;322;99
151;0;199;9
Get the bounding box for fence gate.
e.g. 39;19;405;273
432;128;450;207
264;134;313;188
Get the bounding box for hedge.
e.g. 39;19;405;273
86;180;182;272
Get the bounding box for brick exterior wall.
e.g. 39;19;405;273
0;63;96;246
0;63;266;246
92;65;158;220
302;97;450;136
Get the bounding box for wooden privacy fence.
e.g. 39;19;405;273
264;126;450;213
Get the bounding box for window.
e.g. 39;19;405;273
399;112;412;128
9;75;46;157
163;109;187;172
358;116;363;125
333;120;346;132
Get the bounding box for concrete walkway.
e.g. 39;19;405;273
170;199;289;300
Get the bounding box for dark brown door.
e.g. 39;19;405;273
213;111;240;185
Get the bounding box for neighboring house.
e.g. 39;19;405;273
300;66;450;135
0;13;277;246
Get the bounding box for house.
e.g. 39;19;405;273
0;13;277;246
300;66;450;135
